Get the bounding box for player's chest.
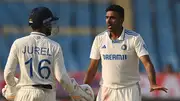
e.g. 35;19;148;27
99;40;135;54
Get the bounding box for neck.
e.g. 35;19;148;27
33;29;40;32
33;29;47;36
110;27;123;40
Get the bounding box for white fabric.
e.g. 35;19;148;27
3;32;75;90
3;32;86;100
90;29;149;88
14;86;56;101
96;83;141;101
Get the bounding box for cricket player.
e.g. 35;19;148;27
83;4;168;101
4;7;93;101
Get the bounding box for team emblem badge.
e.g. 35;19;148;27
121;44;127;50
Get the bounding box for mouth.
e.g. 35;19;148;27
107;25;112;29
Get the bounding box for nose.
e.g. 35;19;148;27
106;18;111;24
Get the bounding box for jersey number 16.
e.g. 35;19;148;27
25;58;51;79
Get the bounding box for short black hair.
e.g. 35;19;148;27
105;4;124;18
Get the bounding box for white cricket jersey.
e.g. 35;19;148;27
4;32;68;89
90;28;149;88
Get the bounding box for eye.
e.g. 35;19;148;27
105;16;108;19
110;16;116;19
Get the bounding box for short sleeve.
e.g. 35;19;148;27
134;35;149;57
54;45;68;81
90;36;100;59
4;41;18;86
8;41;18;59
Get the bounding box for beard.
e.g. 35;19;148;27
45;28;52;36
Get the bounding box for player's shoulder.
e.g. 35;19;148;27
124;29;144;43
47;38;61;48
13;35;29;45
96;30;108;37
94;30;108;40
124;29;140;37
14;35;61;48
47;38;63;54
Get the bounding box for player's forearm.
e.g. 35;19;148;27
57;73;75;93
84;59;99;84
4;53;18;87
83;69;97;85
144;63;157;86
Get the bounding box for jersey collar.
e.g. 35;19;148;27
30;32;46;36
118;28;125;41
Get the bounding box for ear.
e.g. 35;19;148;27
120;18;124;25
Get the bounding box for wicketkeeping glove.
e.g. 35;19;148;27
69;78;94;101
2;77;19;101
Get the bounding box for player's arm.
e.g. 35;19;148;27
140;55;167;92
54;45;94;101
83;59;99;85
4;41;18;87
139;55;156;86
135;35;167;93
83;36;100;85
54;45;75;93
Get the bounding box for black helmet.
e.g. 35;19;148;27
29;6;59;28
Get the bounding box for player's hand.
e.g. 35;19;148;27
150;84;168;93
